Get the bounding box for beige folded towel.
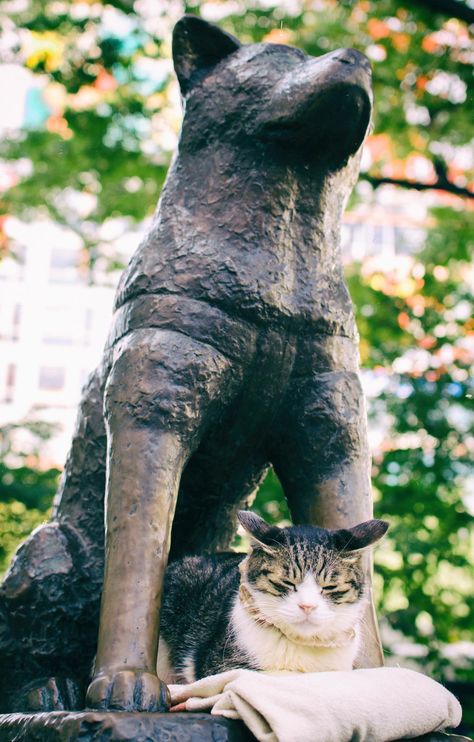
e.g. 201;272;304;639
169;667;461;742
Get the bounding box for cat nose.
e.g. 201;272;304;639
298;603;316;615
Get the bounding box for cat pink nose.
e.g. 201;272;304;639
298;603;316;615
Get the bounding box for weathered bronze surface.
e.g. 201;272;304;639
0;14;383;718
0;711;254;741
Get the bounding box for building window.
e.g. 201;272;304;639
3;363;16;403
49;248;79;284
39;366;66;391
395;227;425;254
43;307;75;345
0;303;21;341
12;304;21;341
83;307;94;345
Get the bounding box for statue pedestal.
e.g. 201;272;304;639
0;711;255;741
0;711;470;742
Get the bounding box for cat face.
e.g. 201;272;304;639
238;511;388;643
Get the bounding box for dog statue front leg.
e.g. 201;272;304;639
86;328;237;711
85;331;190;712
86;424;183;711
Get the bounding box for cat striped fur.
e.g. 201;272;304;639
157;512;388;682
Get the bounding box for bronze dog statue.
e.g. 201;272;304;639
0;16;378;713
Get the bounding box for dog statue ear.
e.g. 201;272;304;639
173;15;241;95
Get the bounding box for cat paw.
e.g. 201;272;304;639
17;676;82;712
86;670;170;712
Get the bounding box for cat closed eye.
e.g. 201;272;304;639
267;578;296;592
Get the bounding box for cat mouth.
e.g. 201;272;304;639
294;616;317;626
294;620;325;634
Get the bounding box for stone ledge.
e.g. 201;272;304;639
0;711;254;741
0;711;470;742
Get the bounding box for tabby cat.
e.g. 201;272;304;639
157;511;388;683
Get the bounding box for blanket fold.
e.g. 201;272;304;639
168;667;462;742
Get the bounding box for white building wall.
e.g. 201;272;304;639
0;231;117;463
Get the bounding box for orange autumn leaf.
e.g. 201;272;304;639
366;133;392;161
392;33;410;53
385;159;407;179
396;8;409;20
419;336;437;350
398;312;410;329
409;131;428;150
263;28;293;45
367;18;390;40
94;69;117;92
0;215;9;251
422;35;440;53
46;115;73;139
406;294;425;309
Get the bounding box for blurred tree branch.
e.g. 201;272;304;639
364;174;474;199
407;0;474;23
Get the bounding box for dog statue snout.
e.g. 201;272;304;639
332;48;372;73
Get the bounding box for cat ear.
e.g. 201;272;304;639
173;15;241;95
237;511;281;553
332;519;389;552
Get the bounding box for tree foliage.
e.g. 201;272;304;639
347;205;473;679
0;422;60;573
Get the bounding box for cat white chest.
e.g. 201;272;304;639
231;599;358;673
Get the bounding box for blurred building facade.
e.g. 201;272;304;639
0;223;116;462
